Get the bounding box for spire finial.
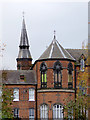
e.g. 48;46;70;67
22;11;25;19
54;30;56;39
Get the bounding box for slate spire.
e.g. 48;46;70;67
19;17;29;47
16;15;32;70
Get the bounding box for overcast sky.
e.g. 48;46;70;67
0;1;88;70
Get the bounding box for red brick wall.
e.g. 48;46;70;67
37;91;75;119
17;60;32;70
33;60;75;89
6;85;36;119
33;59;75;119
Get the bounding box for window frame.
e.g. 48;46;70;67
68;62;73;89
80;58;85;71
40;104;48;119
53;61;62;88
29;88;35;101
53;104;63;119
13;88;19;101
40;62;47;88
14;108;19;118
29;108;34;119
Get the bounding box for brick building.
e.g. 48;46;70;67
0;17;88;119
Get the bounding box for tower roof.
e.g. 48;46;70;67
20;18;29;47
17;17;32;59
39;33;75;61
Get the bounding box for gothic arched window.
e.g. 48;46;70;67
53;104;63;119
80;59;85;71
53;61;62;88
40;62;47;88
68;62;73;89
40;104;48;119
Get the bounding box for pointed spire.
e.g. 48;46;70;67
18;14;32;59
22;12;26;30
16;14;32;70
19;12;29;47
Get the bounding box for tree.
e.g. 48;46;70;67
64;68;88;120
0;71;14;119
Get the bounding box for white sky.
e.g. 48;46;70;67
0;0;88;70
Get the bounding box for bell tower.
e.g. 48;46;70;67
16;14;32;70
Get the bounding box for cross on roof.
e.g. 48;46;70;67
22;11;25;19
54;30;56;36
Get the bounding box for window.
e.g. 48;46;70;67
13;88;19;101
29;108;34;120
29;89;35;101
53;61;62;88
40;62;47;88
68;62;73;89
14;108;19;118
53;104;63;119
80;59;85;71
40;104;48;119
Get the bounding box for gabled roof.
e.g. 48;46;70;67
39;35;75;61
66;49;88;62
0;70;37;85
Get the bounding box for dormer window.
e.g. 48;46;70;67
53;61;62;88
40;62;47;88
68;62;73;89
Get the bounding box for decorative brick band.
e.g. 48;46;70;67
37;89;75;93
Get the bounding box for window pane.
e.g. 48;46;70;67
80;59;85;71
42;74;43;82
44;73;47;82
13;89;19;101
53;105;63;119
40;105;48;119
29;89;34;101
68;74;72;82
55;73;57;82
29;109;34;119
14;108;19;118
58;73;61;83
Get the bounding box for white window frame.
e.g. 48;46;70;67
29;108;34;119
13;88;19;101
53;104;63;119
29;88;35;101
40;104;48;119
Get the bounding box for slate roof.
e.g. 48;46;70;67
0;70;37;85
18;18;32;59
39;36;75;61
66;49;88;61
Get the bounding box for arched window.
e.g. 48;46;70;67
40;104;48;119
68;62;73;89
53;104;63;119
53;61;62;88
80;59;85;71
40;62;47;88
